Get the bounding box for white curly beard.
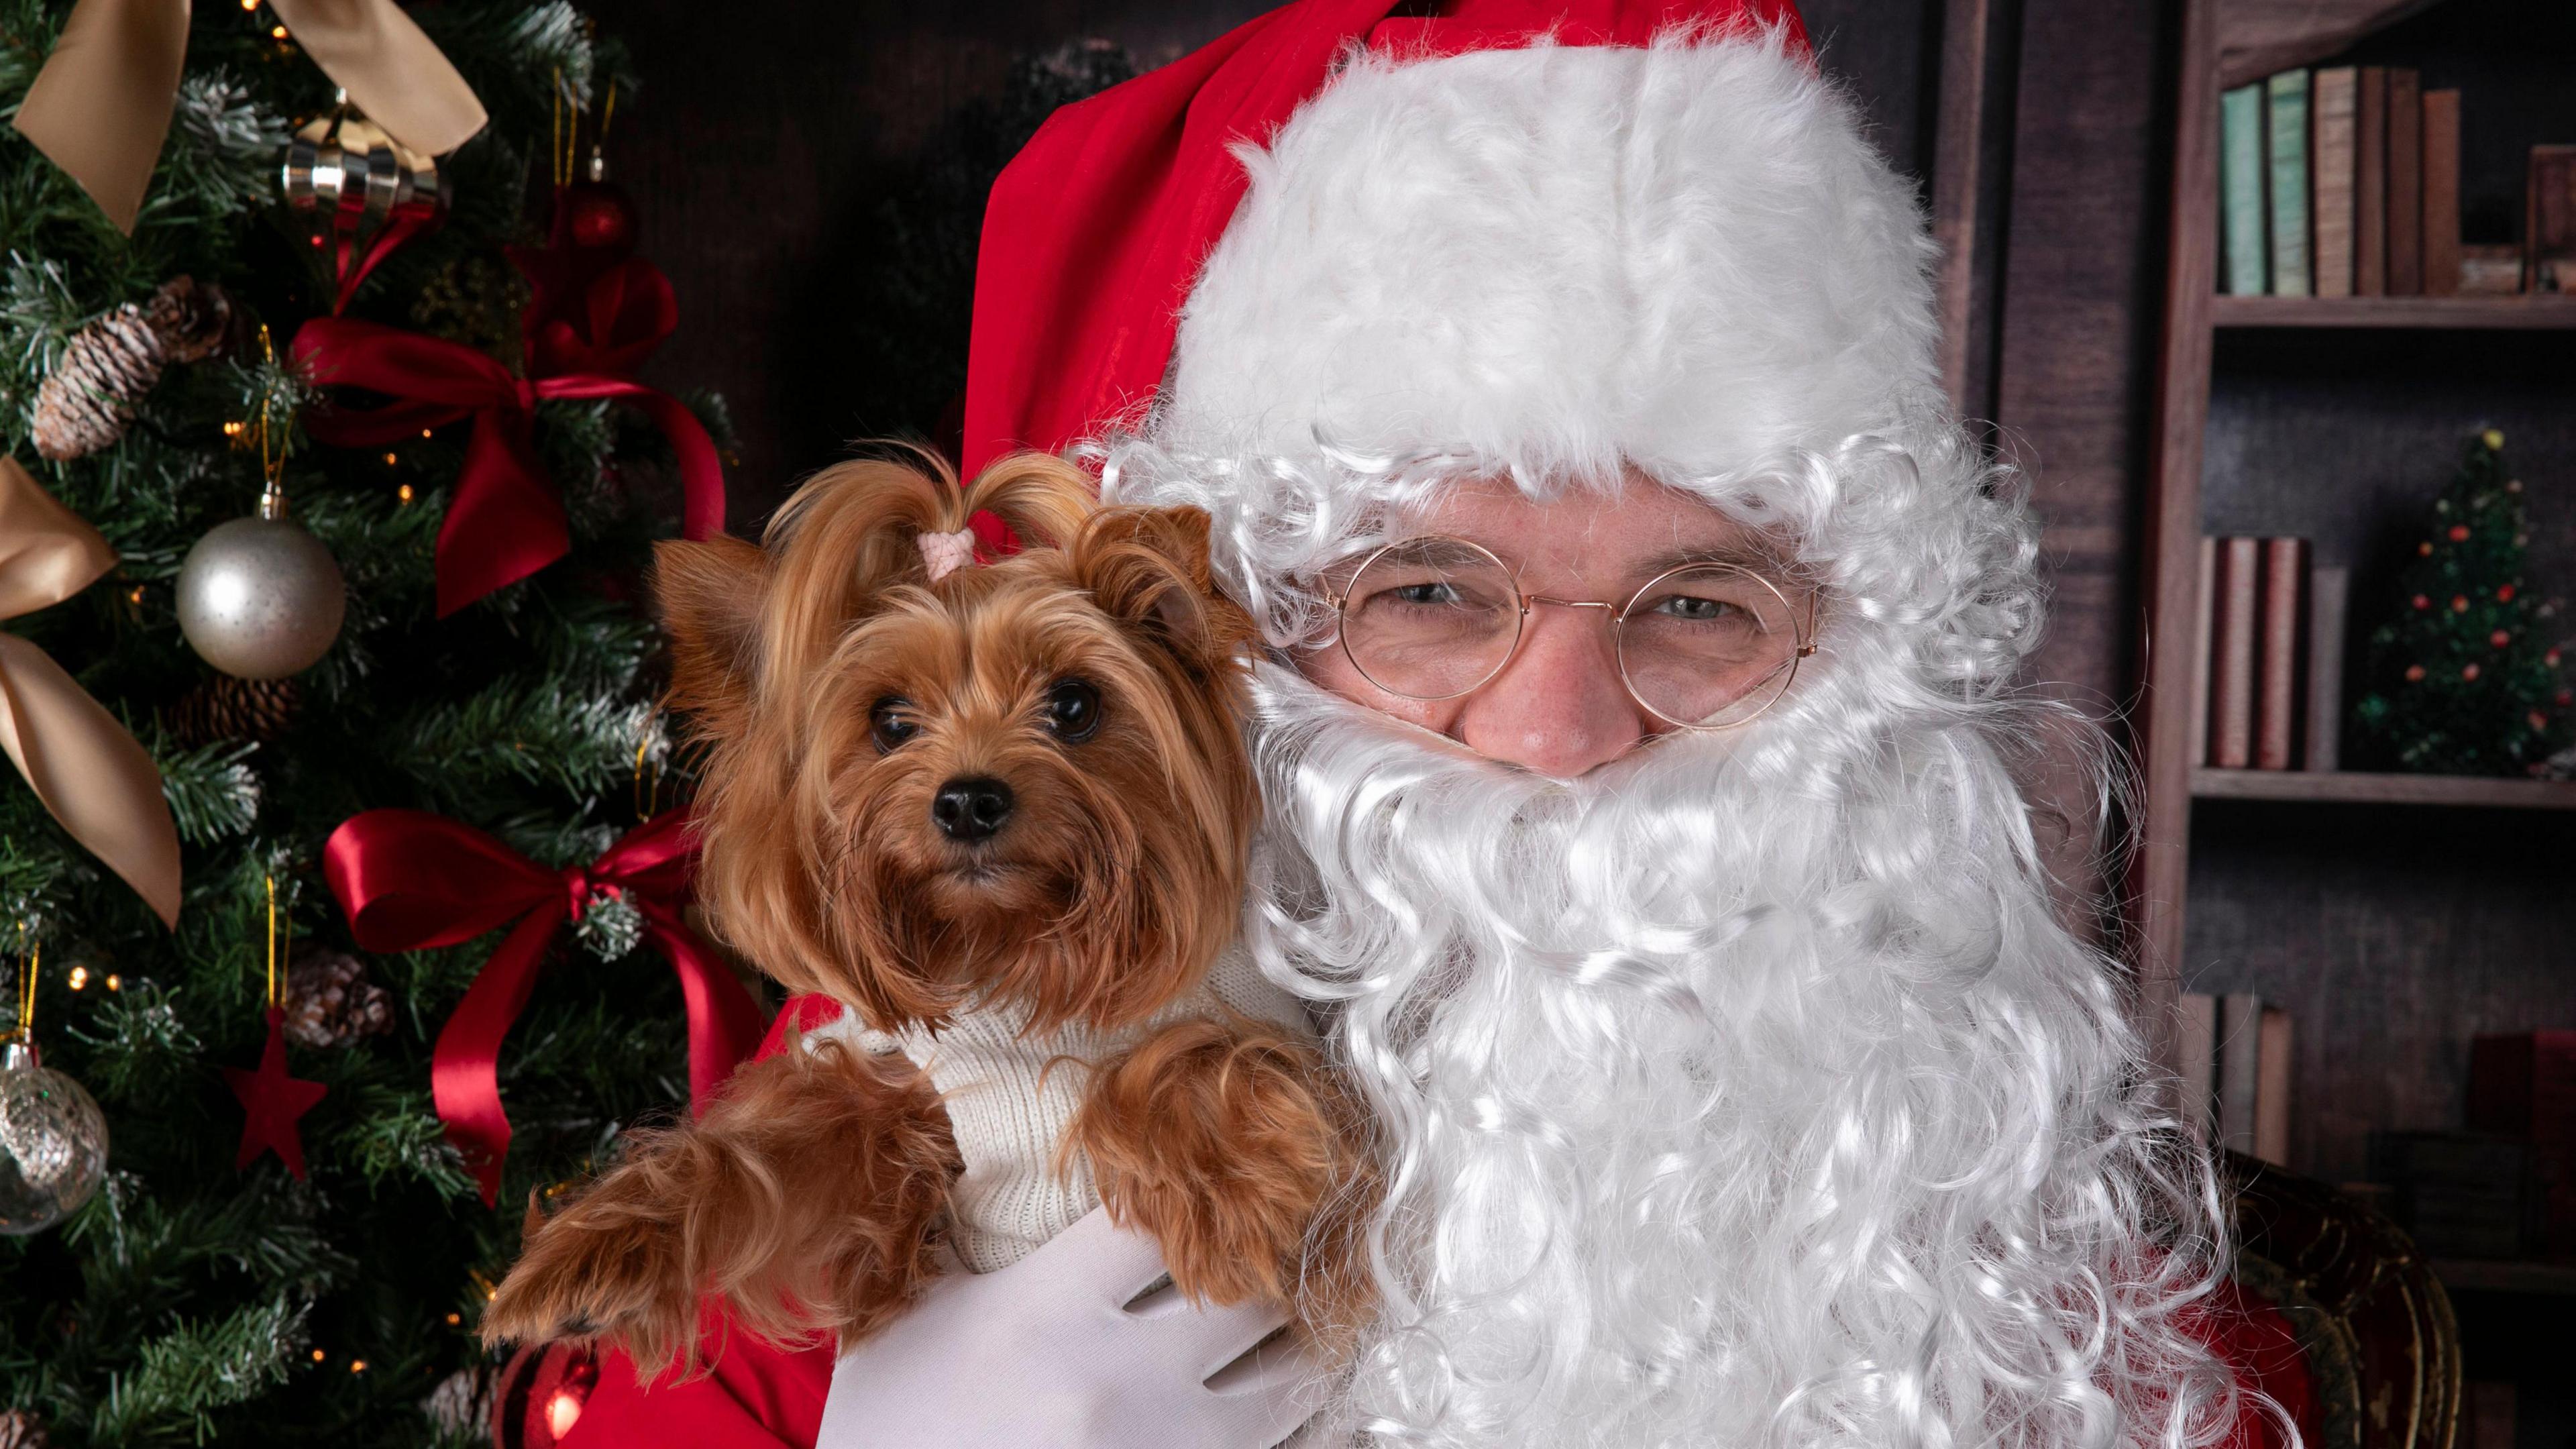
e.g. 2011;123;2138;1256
1241;665;2251;1449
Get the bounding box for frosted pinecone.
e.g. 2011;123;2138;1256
29;277;233;460
282;951;393;1050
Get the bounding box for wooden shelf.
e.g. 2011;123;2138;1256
2430;1258;2576;1297
2211;294;2576;329
2192;769;2576;808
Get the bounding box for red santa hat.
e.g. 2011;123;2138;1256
963;0;1939;506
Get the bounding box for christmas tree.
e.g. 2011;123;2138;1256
0;2;757;1443
2354;430;2575;777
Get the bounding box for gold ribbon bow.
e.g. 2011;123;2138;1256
11;0;488;234
0;458;181;928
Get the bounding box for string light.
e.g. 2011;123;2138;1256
381;452;397;466
350;1359;368;1375
66;965;87;991
396;484;415;504
103;974;121;991
127;585;144;604
269;23;286;38
419;428;433;439
311;1348;327;1362
223;419;245;437
444;1311;462;1326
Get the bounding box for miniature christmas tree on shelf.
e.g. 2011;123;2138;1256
2354;430;2575;777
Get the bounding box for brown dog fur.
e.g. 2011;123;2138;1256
484;449;1369;1378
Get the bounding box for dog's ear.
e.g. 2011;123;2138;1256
1072;505;1256;669
655;535;771;736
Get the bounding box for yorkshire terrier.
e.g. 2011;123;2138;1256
482;450;1369;1378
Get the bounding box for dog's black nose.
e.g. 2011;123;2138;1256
931;777;1015;843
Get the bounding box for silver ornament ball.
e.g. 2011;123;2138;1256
176;515;345;680
0;1041;107;1234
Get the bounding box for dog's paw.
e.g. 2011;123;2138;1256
482;1203;696;1372
1069;1019;1361;1310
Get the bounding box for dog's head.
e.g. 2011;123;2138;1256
655;451;1260;1034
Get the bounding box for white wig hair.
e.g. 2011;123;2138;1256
1095;22;2273;1449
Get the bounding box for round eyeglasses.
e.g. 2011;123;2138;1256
1320;536;1819;729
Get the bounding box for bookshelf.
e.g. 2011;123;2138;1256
2191;767;2576;808
2140;1;2574;1436
2211;294;2576;328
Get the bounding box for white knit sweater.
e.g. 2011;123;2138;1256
806;946;1314;1273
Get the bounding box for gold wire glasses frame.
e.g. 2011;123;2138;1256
1320;535;1821;730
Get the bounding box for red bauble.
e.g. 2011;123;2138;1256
559;184;636;253
493;1341;599;1449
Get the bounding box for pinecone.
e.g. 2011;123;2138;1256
30;276;234;461
282;949;393;1050
165;674;302;747
0;1409;52;1449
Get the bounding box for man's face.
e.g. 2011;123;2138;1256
1297;478;1788;777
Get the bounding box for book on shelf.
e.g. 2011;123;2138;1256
2311;67;2357;298
2421;89;2461;296
2189;537;2217;768
2468;1032;2576;1259
2256;537;2307;771
2532;146;2576;293
2388;68;2422;294
2265;71;2312;297
2220;85;2269;297
2208;537;2262;769
2355;67;2387;295
2304;564;2349;773
2182;990;2291;1165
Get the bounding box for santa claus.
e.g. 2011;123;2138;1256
561;2;2308;1446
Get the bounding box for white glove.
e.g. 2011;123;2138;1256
816;1205;1326;1448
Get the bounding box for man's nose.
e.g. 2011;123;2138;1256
1450;604;1648;777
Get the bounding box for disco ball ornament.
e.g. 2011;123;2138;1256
0;1040;107;1234
282;96;447;306
176;496;345;680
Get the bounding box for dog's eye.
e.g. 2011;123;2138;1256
1042;679;1102;743
870;697;920;753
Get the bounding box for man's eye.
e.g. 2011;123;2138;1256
1042;679;1102;743
1652;594;1733;621
1391;582;1460;606
870;697;920;753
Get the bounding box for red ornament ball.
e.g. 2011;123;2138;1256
561;186;635;251
2449;524;2471;541
2404;664;2426;682
2412;594;2430;611
2461;663;2481;681
2491;629;2512;648
2451;595;2471;613
2498;584;2517;602
492;1340;597;1449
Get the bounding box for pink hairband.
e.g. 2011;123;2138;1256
918;528;977;583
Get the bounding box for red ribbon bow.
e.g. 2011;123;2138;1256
323;806;766;1205
290;274;723;616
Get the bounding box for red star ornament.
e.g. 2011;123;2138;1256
224;1007;328;1179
